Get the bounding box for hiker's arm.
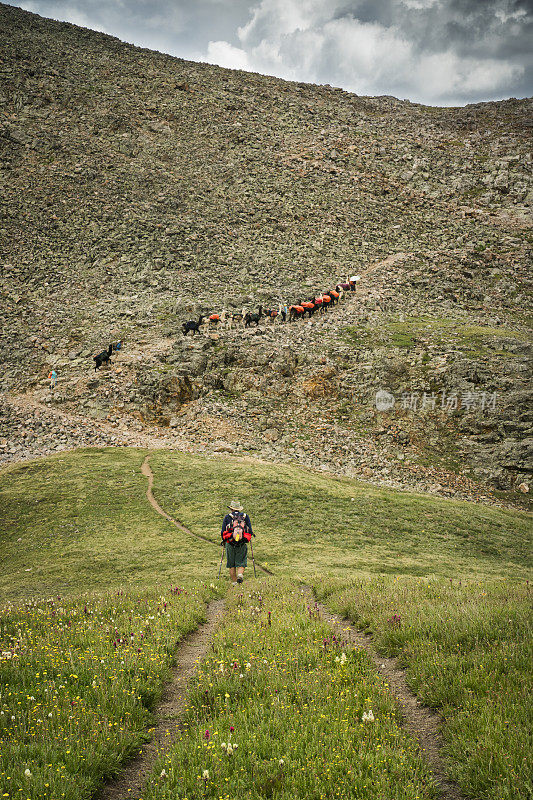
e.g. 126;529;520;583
245;514;254;536
221;514;230;539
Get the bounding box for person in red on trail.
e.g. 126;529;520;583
221;500;253;585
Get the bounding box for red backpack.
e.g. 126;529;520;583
222;511;251;544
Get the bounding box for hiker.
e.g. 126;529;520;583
48;369;57;389
221;500;253;585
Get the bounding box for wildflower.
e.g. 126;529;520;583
204;729;210;740
362;710;375;723
221;742;227;750
226;744;233;755
340;652;347;665
202;769;210;780
24;768;32;778
230;725;235;732
245;662;251;670
160;769;168;779
279;759;285;767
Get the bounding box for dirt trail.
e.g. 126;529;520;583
141;454;213;544
141;454;273;575
316;600;468;800
97;598;224;800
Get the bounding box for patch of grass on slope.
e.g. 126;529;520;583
143;579;440;800
0;448;214;599
315;576;532;800
1;448;530;596
0;582;222;800
149;450;531;579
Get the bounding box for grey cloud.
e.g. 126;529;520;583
4;0;532;104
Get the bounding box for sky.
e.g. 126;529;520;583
7;0;533;105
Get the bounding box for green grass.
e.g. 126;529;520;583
314;576;533;800
342;316;530;356
0;581;222;799
148;450;531;580
0;449;215;599
1;448;532;800
1;449;530;601
143;579;439;800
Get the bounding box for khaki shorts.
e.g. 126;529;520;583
226;542;248;569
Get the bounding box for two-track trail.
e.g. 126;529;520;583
102;456;464;799
97;598;224;800
315;599;468;800
141;454;273;574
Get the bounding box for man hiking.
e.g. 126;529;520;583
221;500;253;585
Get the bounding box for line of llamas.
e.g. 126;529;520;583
181;274;360;336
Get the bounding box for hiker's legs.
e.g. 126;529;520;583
235;544;247;583
226;545;237;583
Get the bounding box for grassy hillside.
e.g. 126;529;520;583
1;448;531;799
0;448;213;599
1;448;530;601
315;576;532;800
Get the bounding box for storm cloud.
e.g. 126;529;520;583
8;0;533;104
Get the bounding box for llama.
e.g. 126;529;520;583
289;304;305;322
182;315;204;336
244;306;263;327
93;344;113;371
264;308;279;322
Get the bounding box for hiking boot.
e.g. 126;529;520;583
237;575;243;584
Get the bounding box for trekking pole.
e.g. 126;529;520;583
217;544;225;578
249;536;257;578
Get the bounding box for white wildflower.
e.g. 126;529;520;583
160;769;168;779
202;769;210;779
24;768;32;778
335;656;340;663
340;652;347;665
226;744;233;755
279;759;285;767
362;710;375;723
245;662;251;670
221;742;227;750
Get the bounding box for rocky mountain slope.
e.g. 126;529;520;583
0;3;531;507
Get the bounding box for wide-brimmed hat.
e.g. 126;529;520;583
228;499;244;512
